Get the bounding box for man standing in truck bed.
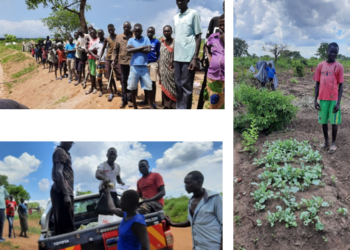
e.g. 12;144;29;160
137;160;166;214
50;141;75;235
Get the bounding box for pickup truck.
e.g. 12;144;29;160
38;192;174;250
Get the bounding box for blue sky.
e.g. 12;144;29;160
0;141;223;208
234;0;350;58
0;0;224;39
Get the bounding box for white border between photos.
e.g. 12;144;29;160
1;0;234;248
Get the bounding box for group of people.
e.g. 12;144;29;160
51;142;222;250
25;1;225;109
0;183;30;241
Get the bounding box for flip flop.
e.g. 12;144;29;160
320;143;329;149
85;88;93;95
99;92;103;97
328;145;337;154
108;94;114;102
137;101;148;105
92;88;98;94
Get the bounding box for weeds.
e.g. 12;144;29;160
12;64;37;78
54;96;69;105
291;78;299;84
337;207;348;216
241;118;259;154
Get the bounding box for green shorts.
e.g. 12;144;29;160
89;59;96;76
318;100;341;125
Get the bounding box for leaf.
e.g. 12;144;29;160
316;221;324;231
311;180;320;185
290;186;299;193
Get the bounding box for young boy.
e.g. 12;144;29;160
85;29;99;95
42;47;47;69
47;47;53;73
89;29;108;98
103;187;150;250
138;27;160;108
100;24;119;101
65;37;77;83
204;14;225;109
50;44;59;80
57;44;66;80
314;42;344;154
75;29;87;87
126;23;154;109
265;63;276;90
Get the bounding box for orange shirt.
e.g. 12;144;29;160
137;172;165;206
56;50;66;63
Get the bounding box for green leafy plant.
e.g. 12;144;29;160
291;78;299;84
254;202;266;211
337;207;348;216
235;215;242;226
257;220;262;226
241;118;259;154
331;175;338;183
295;66;305;77
325;211;333;216
323;236;328;242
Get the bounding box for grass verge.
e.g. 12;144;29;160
163;196;189;223
11;64;37;79
0;241;20;249
54;96;69;105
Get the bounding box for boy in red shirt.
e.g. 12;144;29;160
136;160;165;214
57;44;67;80
313;42;344;154
5;195;17;238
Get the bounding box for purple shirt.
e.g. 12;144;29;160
207;32;225;81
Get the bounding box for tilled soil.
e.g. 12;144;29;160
0;49;204;109
234;72;350;250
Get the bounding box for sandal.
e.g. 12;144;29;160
328;145;337;154
108;94;114;102
82;80;87;89
320;143;329;149
85;88;93;95
99;91;103;97
137;100;148;105
92;88;98;94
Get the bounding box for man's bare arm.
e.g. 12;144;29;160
140;186;165;203
188;34;202;70
104;189;123;217
165;216;191;227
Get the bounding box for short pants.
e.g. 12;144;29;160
59;60;66;69
318;100;341;125
147;62;159;82
127;65;152;91
89;59;96;76
96;62;106;81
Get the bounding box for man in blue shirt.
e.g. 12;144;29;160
127;24;154;109
265;63;276;90
65;37;77;83
139;27;160;109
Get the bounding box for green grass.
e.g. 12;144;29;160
163;196;190;223
1;53;26;64
14;212;42;221
54;96;69;105
14;225;41;235
11;64;37;78
0;241;20;249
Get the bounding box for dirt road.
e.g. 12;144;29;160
0;219;192;250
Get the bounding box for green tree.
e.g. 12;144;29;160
7;184;31;205
281;50;303;59
315;43;329;60
234;37;250;57
262;42;289;63
41;8;84;40
27;202;40;209
76;190;92;196
0;175;9;188
25;0;91;33
3;34;17;43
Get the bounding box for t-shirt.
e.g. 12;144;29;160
52;146;74;196
88;37;99;60
137;172;165;206
65;43;76;59
148;38;160;63
45;40;52;51
18;203;27;215
207;32;225;81
313;61;344;101
57;50;65;63
75;37;84;58
0;186;9;209
127;36;151;66
173;8;202;62
266;67;276;79
0;99;29;109
50;50;58;64
5;200;17;216
97;161;121;192
90;40;107;63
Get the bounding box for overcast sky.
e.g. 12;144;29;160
0;0;224;39
0;141;222;209
234;0;350;58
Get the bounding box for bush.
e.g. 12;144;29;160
295;66;305;77
234;113;252;132
300;59;308;66
237;85;298;132
3;34;17;43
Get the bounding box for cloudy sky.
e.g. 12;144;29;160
234;0;350;58
0;141;222;209
0;0;224;39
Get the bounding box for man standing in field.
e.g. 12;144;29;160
5;195;17;239
314;42;344;154
50;141;75;235
95;147;125;208
172;0;202;109
137;160;165;214
0;179;9;242
265;63;276;90
165;171;223;250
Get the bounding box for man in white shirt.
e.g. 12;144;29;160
95;147;125;208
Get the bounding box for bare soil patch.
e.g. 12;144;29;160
234;72;350;250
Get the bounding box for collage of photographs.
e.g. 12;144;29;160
0;0;232;250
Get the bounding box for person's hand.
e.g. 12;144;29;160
121;182;125;186
64;195;71;208
315;101;320;110
333;103;340;113
188;58;198;71
169;58;174;70
165;215;173;226
112;61;116;68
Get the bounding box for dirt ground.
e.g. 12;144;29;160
0;49;204;109
0;219;192;250
234;72;350;250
